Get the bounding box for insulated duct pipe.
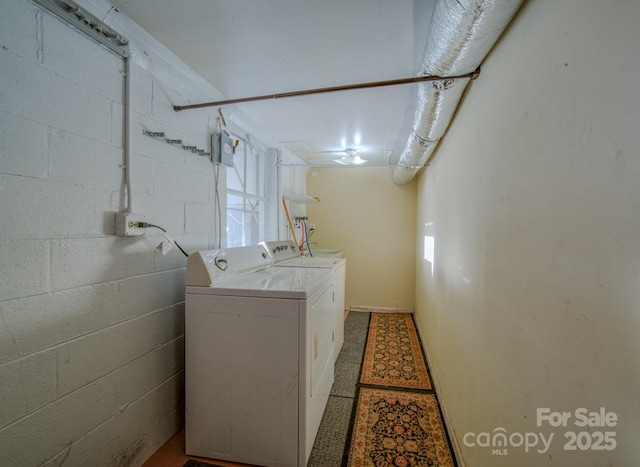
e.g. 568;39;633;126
391;0;525;185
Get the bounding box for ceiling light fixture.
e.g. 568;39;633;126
336;148;367;165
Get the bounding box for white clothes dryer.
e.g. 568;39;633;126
185;245;335;467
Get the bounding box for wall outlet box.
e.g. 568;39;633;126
115;213;146;236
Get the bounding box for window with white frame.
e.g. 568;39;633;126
226;135;266;247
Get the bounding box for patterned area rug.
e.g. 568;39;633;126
346;387;455;467
360;313;432;390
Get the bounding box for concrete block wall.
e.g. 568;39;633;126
0;1;221;465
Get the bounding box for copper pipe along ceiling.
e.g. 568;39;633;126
173;70;480;112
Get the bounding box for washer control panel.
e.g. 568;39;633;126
260;240;300;262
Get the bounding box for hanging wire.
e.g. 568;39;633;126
213;116;224;248
303;220;313;257
232;135;260;225
147;224;189;257
213;162;222;249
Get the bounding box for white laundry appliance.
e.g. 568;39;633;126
261;240;346;362
184;245;335;467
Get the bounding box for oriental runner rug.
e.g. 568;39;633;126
346;387;455;467
359;313;432;390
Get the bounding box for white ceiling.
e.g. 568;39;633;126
110;0;436;166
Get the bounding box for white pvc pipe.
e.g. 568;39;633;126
392;0;524;185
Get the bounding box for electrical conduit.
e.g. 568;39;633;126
124;55;133;212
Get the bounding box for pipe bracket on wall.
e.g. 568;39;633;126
142;130;210;157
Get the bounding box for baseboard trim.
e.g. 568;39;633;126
413;317;466;467
349;305;413;313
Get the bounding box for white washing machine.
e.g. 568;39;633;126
261;240;346;361
185;245;335;467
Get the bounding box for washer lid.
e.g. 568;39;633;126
187;266;334;299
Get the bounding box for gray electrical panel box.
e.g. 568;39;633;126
213;132;235;167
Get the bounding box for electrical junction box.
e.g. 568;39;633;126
213;132;235;167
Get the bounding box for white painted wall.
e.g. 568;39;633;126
414;1;640;466
0;1;304;465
